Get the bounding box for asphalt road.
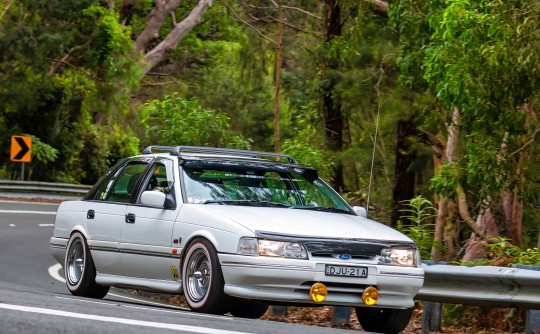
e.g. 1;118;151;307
0;200;364;334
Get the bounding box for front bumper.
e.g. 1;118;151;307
219;254;424;309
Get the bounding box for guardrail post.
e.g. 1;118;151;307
332;306;351;324
422;301;443;333
269;305;287;317
526;310;540;334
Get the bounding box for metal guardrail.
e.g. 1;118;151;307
0;179;91;196
417;264;539;333
418;264;540;309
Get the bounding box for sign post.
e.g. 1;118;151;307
10;135;32;180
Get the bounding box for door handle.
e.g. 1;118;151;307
125;213;136;224
87;210;95;219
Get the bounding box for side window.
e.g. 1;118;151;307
96;162;148;203
138;159;175;203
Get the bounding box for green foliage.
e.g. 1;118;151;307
140;94;250;149
430;163;459;198
462;238;540;267
392;0;540;249
396;196;438;259
25;134;58;164
281;139;333;181
0;1;142;184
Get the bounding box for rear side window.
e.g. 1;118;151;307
96;162;148;203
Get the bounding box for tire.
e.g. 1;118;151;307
355;306;413;334
64;232;109;299
182;238;228;314
229;298;269;319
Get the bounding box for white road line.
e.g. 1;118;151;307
39;223;55;227
9;224;15;227
0;210;56;215
48;264;65;283
0;303;249;334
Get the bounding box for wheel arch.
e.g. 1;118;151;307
179;231;220;263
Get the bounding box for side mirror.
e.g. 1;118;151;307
352;206;367;218
141;190;167;207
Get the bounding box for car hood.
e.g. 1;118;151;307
185;204;412;242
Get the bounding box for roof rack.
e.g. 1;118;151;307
142;145;297;164
142;146;176;154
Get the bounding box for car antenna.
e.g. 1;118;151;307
366;104;381;217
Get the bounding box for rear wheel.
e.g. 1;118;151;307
229;298;269;319
64;232;109;298
355;306;413;334
182;238;228;315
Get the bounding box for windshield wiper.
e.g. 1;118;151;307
291;206;352;214
202;200;289;208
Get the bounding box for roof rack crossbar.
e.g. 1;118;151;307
142;146;176;154
142;145;297;163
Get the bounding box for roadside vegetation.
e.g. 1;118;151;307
1;1;539;331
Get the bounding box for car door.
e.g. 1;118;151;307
120;158;179;281
86;159;150;276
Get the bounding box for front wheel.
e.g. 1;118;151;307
355;306;413;334
182;238;228;315
64;232;109;298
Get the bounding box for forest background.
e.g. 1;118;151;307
0;0;539;266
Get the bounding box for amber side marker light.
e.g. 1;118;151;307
362;286;379;306
309;282;328;302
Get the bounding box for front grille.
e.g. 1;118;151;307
310;252;372;260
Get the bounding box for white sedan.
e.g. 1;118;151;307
50;146;423;334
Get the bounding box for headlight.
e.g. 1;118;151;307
237;237;308;259
379;247;417;266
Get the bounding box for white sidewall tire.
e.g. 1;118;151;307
65;232;87;292
183;241;213;310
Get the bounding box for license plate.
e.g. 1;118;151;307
325;265;368;278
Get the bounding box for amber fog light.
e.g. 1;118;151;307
309;283;328;303
362;287;379;306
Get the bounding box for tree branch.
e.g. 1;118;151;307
143;0;213;74
0;1;13;23
247;3;322;20
221;0;276;44
47;43;89;76
509;125;540;157
368;0;388;13
134;0;183;53
416;129;447;162
456;184;486;239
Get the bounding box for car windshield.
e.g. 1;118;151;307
182;166;352;214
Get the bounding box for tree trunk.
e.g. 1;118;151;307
273;0;283;153
391;119;417;227
443;200;459;260
430;108;459;260
500;129;526;247
143;0;212;74
322;0;346;191
501;187;523;247
462;204;500;261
